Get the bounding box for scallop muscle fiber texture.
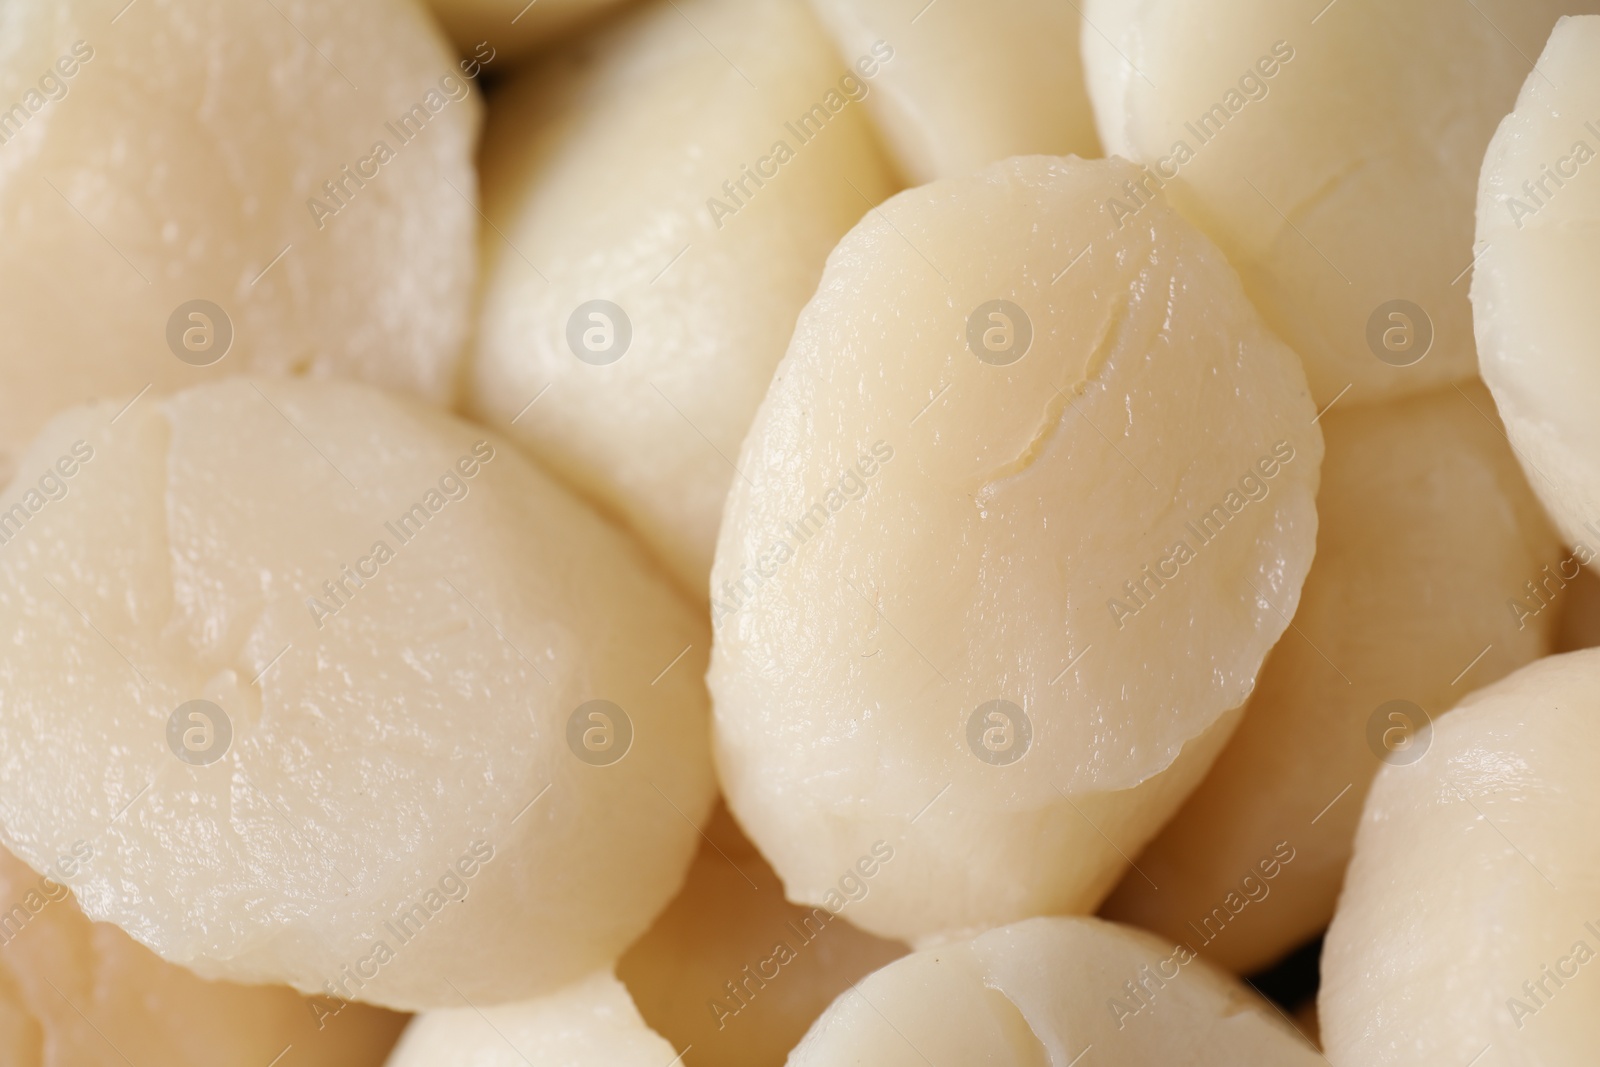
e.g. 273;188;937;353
0;0;479;488
468;0;898;600
709;154;1322;946
1473;15;1600;570
0;379;714;1011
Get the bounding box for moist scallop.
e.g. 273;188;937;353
1473;15;1600;570
0;378;713;1011
1320;649;1600;1066
1104;380;1561;972
709;154;1322;946
805;0;1100;183
0;0;480;487
468;0;897;598
1082;0;1600;407
789;917;1324;1065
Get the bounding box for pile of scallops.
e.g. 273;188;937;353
3;0;1599;1063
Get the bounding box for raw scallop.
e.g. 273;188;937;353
1473;15;1600;572
468;0;897;598
709;155;1322;946
789;916;1324;1065
0;844;405;1067
1320;650;1600;1066
0;0;480;487
1105;381;1561;972
806;0;1100;183
1083;0;1600;407
0;379;713;1011
385;972;678;1067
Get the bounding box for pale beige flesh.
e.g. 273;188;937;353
788;916;1325;1065
805;0;1100;184
468;0;898;599
1083;0;1600;408
0;844;406;1067
386;972;678;1066
710;154;1322;946
0;0;479;489
1473;15;1600;571
0;379;713;1011
1105;380;1560;973
421;0;629;61
1320;649;1600;1066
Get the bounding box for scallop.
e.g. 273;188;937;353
0;0;479;488
468;0;897;598
804;0;1100;183
0;378;713;1011
1105;380;1561;972
385;972;678;1067
709;154;1322;946
1473;14;1600;572
0;844;405;1067
788;916;1324;1065
422;0;627;62
1320;649;1600;1066
1082;0;1600;408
